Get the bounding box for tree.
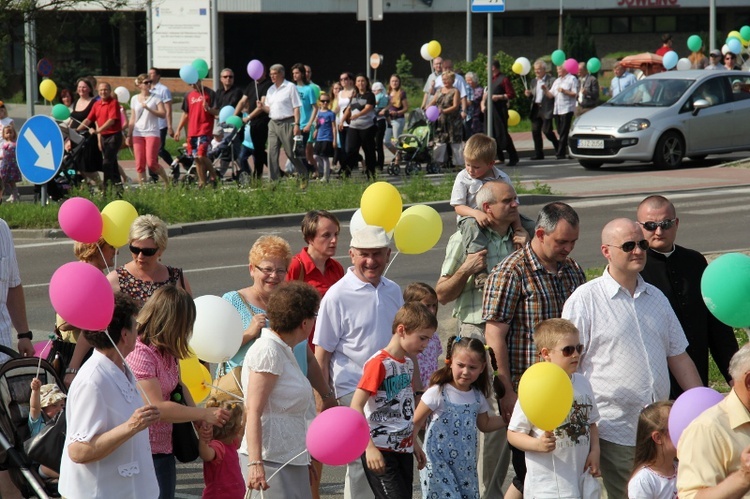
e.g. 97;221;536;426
563;16;597;62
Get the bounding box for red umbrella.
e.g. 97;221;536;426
620;52;665;76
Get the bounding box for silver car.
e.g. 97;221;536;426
569;70;750;169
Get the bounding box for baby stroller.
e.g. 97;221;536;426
0;345;64;498
33;127;87;202
386;109;440;176
171;123;250;186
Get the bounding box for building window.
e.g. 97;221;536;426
611;16;629;34
547;16;559;36
632;16;654;33
590;17;610;34
655;16;677;33
492;17;532;37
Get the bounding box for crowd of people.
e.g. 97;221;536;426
0;127;747;499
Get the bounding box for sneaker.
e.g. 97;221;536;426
474;272;489;289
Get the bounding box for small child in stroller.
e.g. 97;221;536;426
28;379;65;478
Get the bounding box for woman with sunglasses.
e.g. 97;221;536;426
342;74;377;179
107;214;192;308
336;72;356;173
126;74;170;187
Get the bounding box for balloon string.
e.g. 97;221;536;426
95;243;112;275
246;449;308;499
204;382;244;402
522;75;528;91
254;80;259;105
384;250;399;276
104;330;152;405
552;452;561;497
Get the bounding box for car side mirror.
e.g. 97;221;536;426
692;98;710;116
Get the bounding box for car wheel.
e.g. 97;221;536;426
653;131;685;169
688;155;708;162
578;160;603;170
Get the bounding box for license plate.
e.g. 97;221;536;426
578;139;604;149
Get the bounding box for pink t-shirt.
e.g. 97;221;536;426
126;338;179;454
202;439;245;498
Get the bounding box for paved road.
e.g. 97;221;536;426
9;182;750;498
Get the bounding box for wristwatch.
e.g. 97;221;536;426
17;331;32;340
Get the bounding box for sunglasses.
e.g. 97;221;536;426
129;245;159;256
556;344;584;357
320;99;330;103
638;219;676;231
606;239;649;253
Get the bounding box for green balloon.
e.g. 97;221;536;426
586;57;601;74
192;58;209;79
741;26;750;41
701;253;750;328
52;103;71;121
687;34;702;53
551;49;566;67
225;115;243;129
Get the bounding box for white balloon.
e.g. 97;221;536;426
676;58;692;71
114;86;130;104
518;57;532;76
722;43;730;55
189;295;244;363
420;43;432;61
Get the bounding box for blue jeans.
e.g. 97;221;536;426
153;453;176;499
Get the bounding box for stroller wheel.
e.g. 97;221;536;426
426;162;441;174
237;171;252;187
387;163;400;176
404;162;419;176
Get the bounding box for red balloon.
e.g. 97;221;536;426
49;262;114;331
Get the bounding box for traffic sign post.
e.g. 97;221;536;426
17;115;64;205
471;0;506;139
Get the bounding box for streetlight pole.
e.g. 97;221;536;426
557;0;563;50
466;0;472;62
709;0;716;51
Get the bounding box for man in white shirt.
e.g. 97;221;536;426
524;60;559;160
421;57;443;109
562;218;702;499
314;226;404;499
0;218;34;499
257;64;305;182
610;63;637;97
545;64;578;159
147;67;174;170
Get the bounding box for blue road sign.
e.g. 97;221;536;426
471;0;505;13
16;115;64;185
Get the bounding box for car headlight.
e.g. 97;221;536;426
618;119;650;133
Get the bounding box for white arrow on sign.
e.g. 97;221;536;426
23;127;56;170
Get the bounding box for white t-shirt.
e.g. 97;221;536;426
628;464;678;499
508;373;600;499
313;269;403;399
129;94;163;137
450;166;513;210
149;82;172;129
421;384;490;423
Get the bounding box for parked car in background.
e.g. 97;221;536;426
569;70;750;169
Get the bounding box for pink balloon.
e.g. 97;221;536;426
247;59;264;80
49;262;114;331
668;387;724;447
564;58;579;75
425;105;440;122
58;197;103;243
33;340;53;359
306;406;369;466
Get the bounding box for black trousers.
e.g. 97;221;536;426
100;133;122;187
530;104;559;157
361;451;413;499
345;126;377;179
374;119;387;169
158;127;173;165
249;119;269;179
555;112;574;158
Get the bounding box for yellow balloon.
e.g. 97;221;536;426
360;182;403;233
518;362;574;432
728;30;742;41
512;62;523;75
427;40;442;59
39;79;57;102
101;200;139;248
393;205;443;255
179;353;212;404
507;110;521;127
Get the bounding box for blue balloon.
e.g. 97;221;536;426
180;65;199;85
727;38;742;57
662;51;679;70
219;105;235;123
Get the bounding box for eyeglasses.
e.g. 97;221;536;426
129;245;159;256
320;99;330;103
143;80;152;85
638;219;676;231
555;344;584;357
254;265;287;276
605;239;650;253
221;75;234;79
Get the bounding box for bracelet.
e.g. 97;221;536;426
65;368;79;375
248;460;263;467
321;389;335;400
17;331;32;340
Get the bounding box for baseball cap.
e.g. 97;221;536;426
351;226;391;249
710;49;722;57
40;384;66;407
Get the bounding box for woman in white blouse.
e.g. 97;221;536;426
243;281;319;498
126;73;169;187
59;294;160;499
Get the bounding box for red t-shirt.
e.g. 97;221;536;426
86;97;122;135
183;88;215;137
202;438;245;499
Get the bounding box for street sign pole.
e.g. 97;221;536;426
487;13;493;137
366;0;372;80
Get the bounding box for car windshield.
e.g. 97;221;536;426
606;78;695;107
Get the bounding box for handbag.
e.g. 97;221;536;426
24;411;66;473
170;384;199;463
